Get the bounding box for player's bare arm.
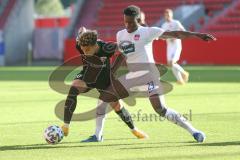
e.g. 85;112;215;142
160;31;217;41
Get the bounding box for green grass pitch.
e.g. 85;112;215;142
0;66;240;160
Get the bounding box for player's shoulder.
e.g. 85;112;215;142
97;39;106;46
97;40;116;47
97;40;117;54
145;26;164;32
172;19;182;25
162;21;168;26
139;26;156;32
117;29;127;36
161;22;168;30
139;26;149;30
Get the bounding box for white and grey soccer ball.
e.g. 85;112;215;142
44;125;64;144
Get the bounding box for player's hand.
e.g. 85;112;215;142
76;27;87;43
197;33;216;41
78;27;87;35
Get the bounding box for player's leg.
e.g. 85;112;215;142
169;60;185;85
170;45;189;83
172;62;189;83
62;79;89;136
102;78;135;131
149;94;206;142
98;78;133;130
95;100;108;140
167;45;184;84
98;81;148;139
110;100;148;139
82;101;148;142
81;80;148;142
81;100;108;142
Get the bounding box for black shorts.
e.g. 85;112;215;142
74;71;96;89
98;77;129;103
74;72;129;103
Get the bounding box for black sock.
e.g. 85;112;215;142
115;107;135;130
64;86;79;124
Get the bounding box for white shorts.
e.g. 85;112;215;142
117;64;167;97
167;42;182;63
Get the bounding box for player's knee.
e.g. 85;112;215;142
71;80;89;93
67;86;79;98
111;101;121;112
72;80;82;88
154;105;167;117
96;102;108;116
149;94;167;117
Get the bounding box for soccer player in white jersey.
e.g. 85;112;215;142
82;5;216;143
162;9;189;84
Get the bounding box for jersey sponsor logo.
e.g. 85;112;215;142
134;34;140;41
119;41;135;54
147;81;155;93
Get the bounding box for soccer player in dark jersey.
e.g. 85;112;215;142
61;28;147;141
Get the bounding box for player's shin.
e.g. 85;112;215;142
62;86;79;136
164;108;198;135
109;101;148;139
95;100;108;140
172;63;189;83
151;95;198;135
172;64;184;83
114;104;135;130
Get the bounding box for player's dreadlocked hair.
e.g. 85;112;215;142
123;5;141;18
79;30;98;46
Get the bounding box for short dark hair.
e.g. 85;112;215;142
79;30;98;46
123;5;140;18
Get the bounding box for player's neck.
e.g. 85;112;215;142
91;45;100;55
128;26;140;33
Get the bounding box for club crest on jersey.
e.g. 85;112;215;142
134;34;140;41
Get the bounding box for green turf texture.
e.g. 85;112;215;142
0;66;240;160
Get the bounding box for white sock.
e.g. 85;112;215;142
172;65;183;81
165;108;198;135
95;115;106;140
95;100;108;140
173;63;185;74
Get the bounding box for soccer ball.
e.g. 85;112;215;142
44;125;64;144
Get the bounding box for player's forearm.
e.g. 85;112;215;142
161;31;201;39
111;53;126;74
175;31;202;39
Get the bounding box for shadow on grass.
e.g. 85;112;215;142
118;141;240;150
4;139;237;152
187;141;240;147
0;140;194;151
0;141;141;151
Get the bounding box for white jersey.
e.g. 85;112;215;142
116;26;164;64
162;19;185;62
116;26;167;97
161;19;185;45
